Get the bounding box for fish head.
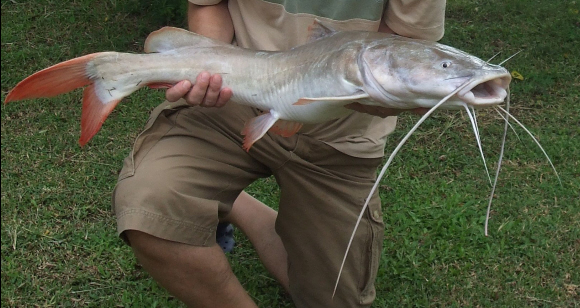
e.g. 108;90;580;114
360;36;512;110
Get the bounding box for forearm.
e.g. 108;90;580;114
187;1;234;43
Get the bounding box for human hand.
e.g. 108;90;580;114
165;71;233;107
344;102;429;118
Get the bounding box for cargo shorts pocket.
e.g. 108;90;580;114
359;190;385;305
116;100;189;181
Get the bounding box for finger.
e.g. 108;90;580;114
166;80;192;102
215;87;233;107
184;72;211;105
200;74;223;107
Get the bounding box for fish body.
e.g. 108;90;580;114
4;23;511;149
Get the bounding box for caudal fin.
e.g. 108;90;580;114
80;85;121;146
4;54;96;102
5;53;126;146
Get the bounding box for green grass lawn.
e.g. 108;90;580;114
2;0;578;307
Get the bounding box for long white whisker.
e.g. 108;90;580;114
496;106;561;184
485;51;502;64
463;103;492;185
332;79;473;297
470;107;478;127
470;107;493;147
497;50;523;66
485;90;510;236
444;75;472;81
470;106;481;139
493;108;522;142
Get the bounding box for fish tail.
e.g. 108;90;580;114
79;84;121;146
4;54;97;103
4;53;127;146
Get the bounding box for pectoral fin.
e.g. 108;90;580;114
293;93;370;106
241;112;280;151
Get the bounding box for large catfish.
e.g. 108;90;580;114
8;21;561;298
4;22;511;150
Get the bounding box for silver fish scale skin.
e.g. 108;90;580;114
86;31;372;123
233;41;365;123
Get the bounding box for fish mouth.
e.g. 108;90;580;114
456;73;512;107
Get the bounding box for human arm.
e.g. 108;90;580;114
165;1;233;107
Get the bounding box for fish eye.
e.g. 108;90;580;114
442;61;452;68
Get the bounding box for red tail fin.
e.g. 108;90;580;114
80;85;121;146
4;54;97;103
5;53;123;146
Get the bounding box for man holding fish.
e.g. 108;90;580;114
112;0;445;306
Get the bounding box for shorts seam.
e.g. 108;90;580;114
273;153;293;172
117;208;213;233
266;133;299;172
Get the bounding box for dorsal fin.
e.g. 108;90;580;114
306;19;337;43
144;26;227;53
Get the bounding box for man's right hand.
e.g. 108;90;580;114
166;71;233;108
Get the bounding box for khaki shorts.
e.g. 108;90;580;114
112;100;385;307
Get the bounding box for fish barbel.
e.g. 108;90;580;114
4;21;511;150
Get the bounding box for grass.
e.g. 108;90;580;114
1;0;579;307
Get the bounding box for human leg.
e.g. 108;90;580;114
225;191;290;291
269;137;385;307
126;230;257;308
113;101;272;306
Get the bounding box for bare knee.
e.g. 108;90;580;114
124;230;221;274
124;230;255;307
124;230;235;286
124;230;165;261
